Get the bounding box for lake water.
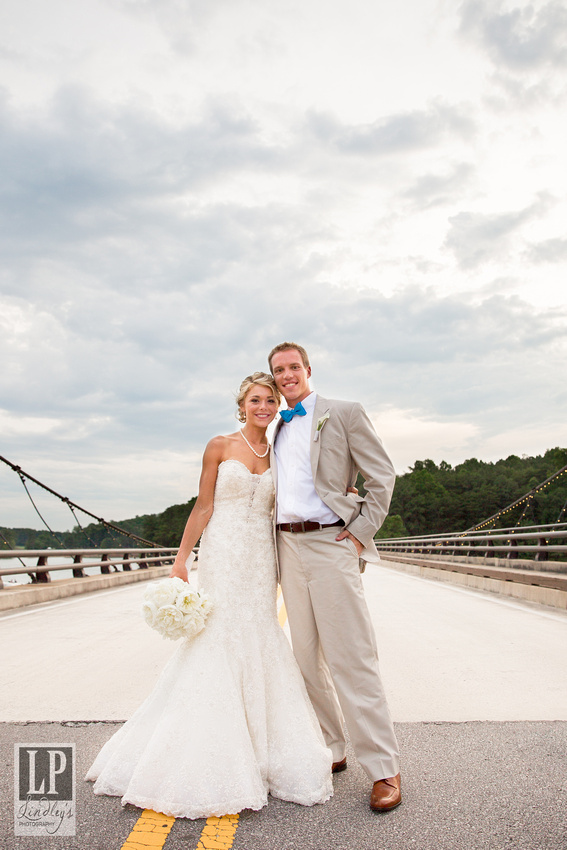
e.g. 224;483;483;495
0;556;144;585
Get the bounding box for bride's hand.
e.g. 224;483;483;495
169;563;189;583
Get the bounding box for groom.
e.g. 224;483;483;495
268;342;401;812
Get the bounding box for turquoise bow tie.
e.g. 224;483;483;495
280;402;307;422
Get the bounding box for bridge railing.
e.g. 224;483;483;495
0;547;183;588
374;523;567;563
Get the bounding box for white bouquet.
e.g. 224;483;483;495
141;577;212;641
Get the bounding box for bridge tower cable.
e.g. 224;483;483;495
0;455;160;548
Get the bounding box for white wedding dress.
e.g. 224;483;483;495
86;459;333;819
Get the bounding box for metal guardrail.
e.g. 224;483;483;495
374;523;567;562
0;547;181;588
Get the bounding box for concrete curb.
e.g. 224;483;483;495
383;551;567;573
0;567;172;612
380;554;567;609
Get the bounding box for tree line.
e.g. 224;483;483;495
2;448;566;550
0;498;196;551
375;446;567;538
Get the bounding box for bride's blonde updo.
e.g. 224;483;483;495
236;372;281;423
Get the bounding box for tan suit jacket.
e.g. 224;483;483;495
271;394;396;567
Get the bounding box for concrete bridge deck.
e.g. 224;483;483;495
2;563;567;849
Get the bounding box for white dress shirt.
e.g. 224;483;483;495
274;392;340;525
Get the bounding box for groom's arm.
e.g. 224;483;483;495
342;403;396;549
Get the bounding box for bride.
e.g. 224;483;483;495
86;372;333;819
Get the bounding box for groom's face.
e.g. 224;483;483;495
271;349;312;405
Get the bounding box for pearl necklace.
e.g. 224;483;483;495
240;429;270;458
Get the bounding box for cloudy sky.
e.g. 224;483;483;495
1;0;566;530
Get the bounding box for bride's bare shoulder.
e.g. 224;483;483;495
204;433;240;461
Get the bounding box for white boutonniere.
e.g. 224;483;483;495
314;411;330;441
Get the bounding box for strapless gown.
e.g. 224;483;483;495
85;459;333;819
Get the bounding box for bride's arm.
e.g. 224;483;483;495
169;437;225;581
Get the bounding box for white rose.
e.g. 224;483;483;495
175;588;199;614
143;582;156;601
154;603;184;635
141;600;158;627
198;594;213;617
146;579;179;608
183;611;206;639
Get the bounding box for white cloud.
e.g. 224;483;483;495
481;425;567;464
443;195;551;269
306;101;474;156
0;410;63;437
460;0;567;71
402;162;475;210
370;407;480;473
527;236;567;264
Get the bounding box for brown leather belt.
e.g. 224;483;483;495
276;520;344;533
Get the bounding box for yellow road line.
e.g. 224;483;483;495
196;814;240;849
277;585;288;626
120;810;240;850
120;809;175;850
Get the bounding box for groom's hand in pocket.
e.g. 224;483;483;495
335;528;364;555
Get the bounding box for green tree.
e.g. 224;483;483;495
375;515;408;539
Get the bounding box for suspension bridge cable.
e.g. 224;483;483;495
514;493;534;528
463;463;567;534
17;471;67;548
0;530;27;567
0;455;160;548
66;501;100;549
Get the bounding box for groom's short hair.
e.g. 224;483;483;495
268;342;310;373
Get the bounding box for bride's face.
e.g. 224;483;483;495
240;385;279;428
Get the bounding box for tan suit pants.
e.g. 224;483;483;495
277;527;400;781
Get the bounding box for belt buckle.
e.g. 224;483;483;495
290;521;305;533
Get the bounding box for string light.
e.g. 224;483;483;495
463;464;567;536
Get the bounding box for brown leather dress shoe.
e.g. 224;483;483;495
370;773;401;811
332;757;347;774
